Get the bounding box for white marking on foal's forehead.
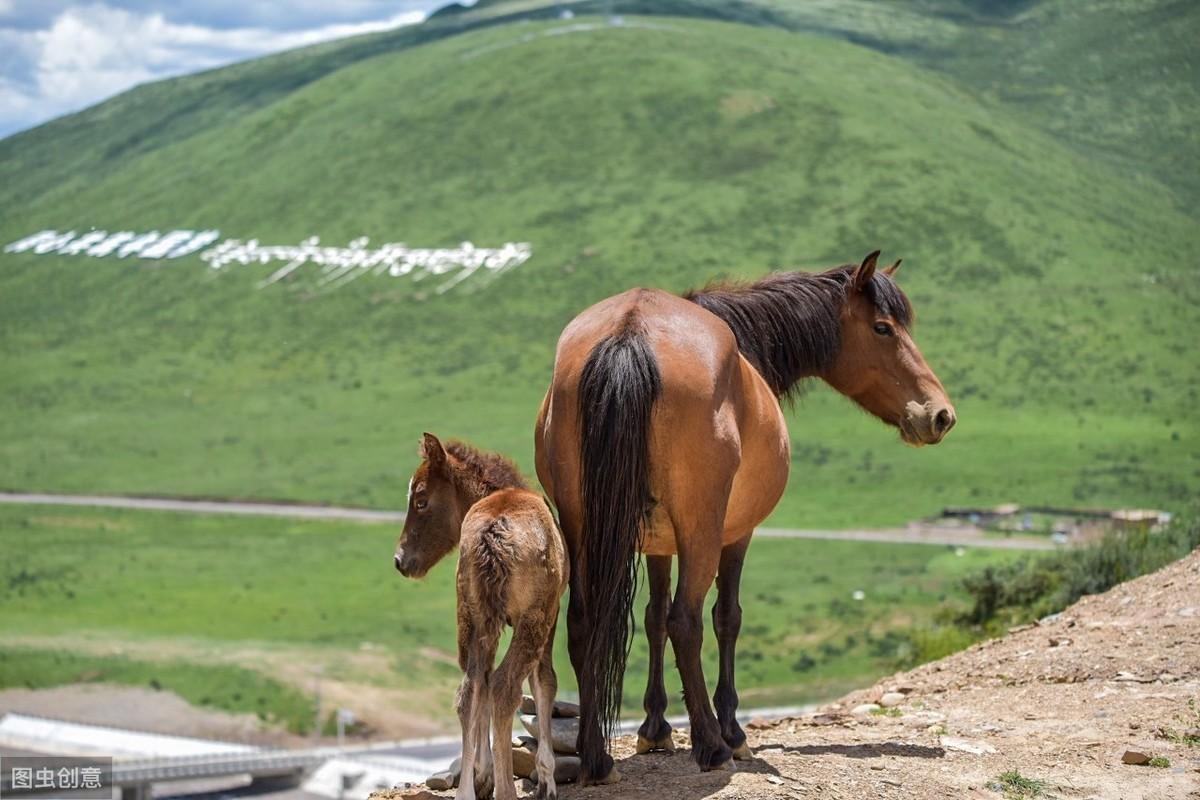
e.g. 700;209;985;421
407;476;415;505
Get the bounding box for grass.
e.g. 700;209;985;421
1148;756;1170;768
0;503;1022;724
993;769;1049;798
1157;697;1200;747
0;14;1197;528
0;647;315;734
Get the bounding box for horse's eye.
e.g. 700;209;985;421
873;322;894;337
414;498;428;511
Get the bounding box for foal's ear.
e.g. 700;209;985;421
853;250;881;290
420;432;448;473
883;258;902;278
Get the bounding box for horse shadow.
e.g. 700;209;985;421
560;748;782;798
767;741;946;759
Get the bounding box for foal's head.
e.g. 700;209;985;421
393;433;528;578
824;251;956;446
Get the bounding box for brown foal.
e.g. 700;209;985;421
394;434;568;800
534;251;956;781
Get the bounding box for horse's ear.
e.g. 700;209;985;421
883;258;901;278
853;250;881;289
420;432;448;473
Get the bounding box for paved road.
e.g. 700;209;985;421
0;492;1056;550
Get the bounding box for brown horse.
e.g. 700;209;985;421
394;434;568;800
534;251;956;782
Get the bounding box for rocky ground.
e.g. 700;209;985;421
376;549;1200;800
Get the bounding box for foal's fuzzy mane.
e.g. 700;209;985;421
684;264;913;398
444;440;529;495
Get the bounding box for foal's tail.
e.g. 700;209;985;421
576;323;661;780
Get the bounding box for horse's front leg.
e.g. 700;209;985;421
712;534;752;759
636;554;674;754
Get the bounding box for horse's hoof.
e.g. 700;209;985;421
697;743;734;772
636;733;676;754
731;742;753;760
586;765;621;785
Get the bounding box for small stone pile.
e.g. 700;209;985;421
425;696;582;792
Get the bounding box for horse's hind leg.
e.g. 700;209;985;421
530;619;559;800
668;510;732;771
490;620;544;800
713;534;752;759
636;554;674;754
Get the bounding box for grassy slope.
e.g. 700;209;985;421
0;504;1020;714
0;648;315;733
0;17;1197;526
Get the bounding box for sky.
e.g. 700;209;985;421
0;1;449;138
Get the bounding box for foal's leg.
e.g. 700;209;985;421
713;534;752;759
636;554;674;754
461;621;498;800
490;620;544;800
455;673;483;800
667;516;731;771
530;619;559;800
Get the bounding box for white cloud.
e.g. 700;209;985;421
0;2;426;137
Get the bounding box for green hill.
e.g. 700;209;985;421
1;11;1196;527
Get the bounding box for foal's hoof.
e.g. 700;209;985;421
731;741;753;760
636;733;676;754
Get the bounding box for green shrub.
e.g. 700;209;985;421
960;509;1199;631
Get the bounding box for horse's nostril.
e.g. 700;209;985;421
934;408;955;435
394;554;405;573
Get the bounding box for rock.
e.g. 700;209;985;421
1114;671;1153;683
425;758;460;790
511;744;536;778
1122;750;1151;765
554;755;581;783
520;714;578;754
425;773;453;791
879;692;906;708
1048;636;1072;647
519;695;581;717
808;713;844;726
939;736;997;755
851;703;881;716
746;717;774;730
398;792;441;800
766;776;784;785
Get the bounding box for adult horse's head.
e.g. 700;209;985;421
393;432;466;578
824;251;956;446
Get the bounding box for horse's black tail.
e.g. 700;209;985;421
575;323;661;781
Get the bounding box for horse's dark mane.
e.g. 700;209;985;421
445;441;529;495
684;265;913;398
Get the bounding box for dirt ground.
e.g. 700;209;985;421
376;549;1200;800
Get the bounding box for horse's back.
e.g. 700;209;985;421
536;287;789;554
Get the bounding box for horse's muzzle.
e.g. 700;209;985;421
903;400;957;445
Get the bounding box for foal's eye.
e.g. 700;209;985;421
873;322;894;337
414;498;428;511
